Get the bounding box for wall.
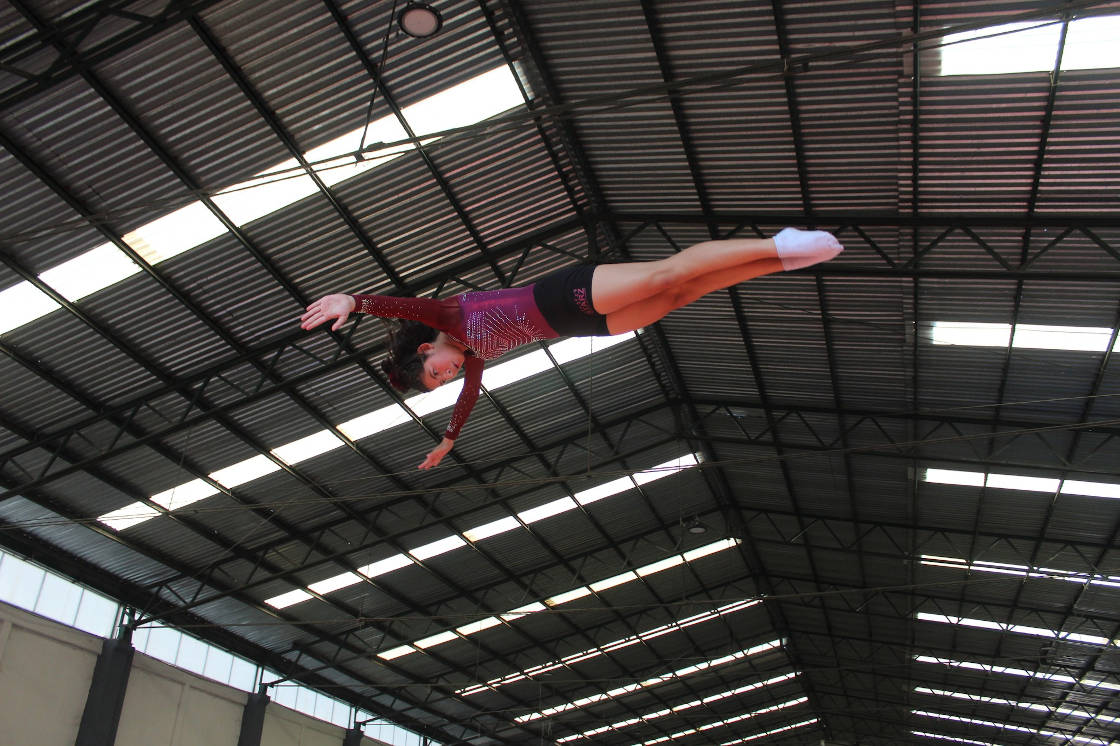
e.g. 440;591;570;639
0;601;392;746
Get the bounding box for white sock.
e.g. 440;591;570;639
773;227;844;270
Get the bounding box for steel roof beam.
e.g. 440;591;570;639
0;0;225;111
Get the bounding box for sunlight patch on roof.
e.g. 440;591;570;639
0;66;524;336
553;670;794;742
913;710;1113;745
518;641;783;723
916;612;1115;647
930;321;1118;351
940;16;1120;76
375;538;741;661
456;598;761;696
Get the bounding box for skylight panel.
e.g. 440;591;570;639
97;332;641;531
632;697;807;746
377;538;741;660
149;479;216;511
357;553;414;578
923;468;985;487
461;516;521;543
210;454;279;489
39;243;142;301
271;430;343;464
1063;16;1120;70
940;16;1120;76
518;643;785;723
266;588;313;609
911;731;999;746
308;573;364;595
552;670;794;740
0;282;61;336
916;686;1120;725
924;467;1120;500
917;612;1115;646
940;21;1063;76
722;719;820;745
408;535;466;561
2;66;524;336
913;710;1113;745
930;321;1118;351
456;599;761;696
920;554;1120;588
516;496;578;524
261;453;698;610
914;654;1120;691
96;503;162;532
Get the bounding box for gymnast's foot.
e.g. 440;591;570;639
773;227;844;270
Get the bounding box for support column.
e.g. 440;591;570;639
236;685;270;746
342;727;364;746
74;635;134;746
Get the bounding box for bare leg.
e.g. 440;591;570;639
590;238;778;316
605;257;784;334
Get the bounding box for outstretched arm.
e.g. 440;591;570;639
301;293;456;331
418;356;485;470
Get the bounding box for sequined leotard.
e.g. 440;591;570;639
351;286;560;440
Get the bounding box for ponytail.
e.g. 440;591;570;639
381;320;439;393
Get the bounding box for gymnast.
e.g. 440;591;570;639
300;227;843;469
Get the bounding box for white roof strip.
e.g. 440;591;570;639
940;15;1120;76
924;468;1120;500
917;612;1116;647
100;330;640;532
913;710;1114;745
456;598;761;697
264;453;698;609
375;538;741;661
518;640;782;723
914;654;1120;692
631;697;807;746
916;686;1120;725
921;554;1120;589
929;321;1118;351
0;67;524;337
911;731;1000;746
553;671;796;742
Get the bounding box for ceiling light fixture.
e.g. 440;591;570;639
398;2;443;38
685;517;708;535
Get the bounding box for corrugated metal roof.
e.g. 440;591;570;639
2;0;1119;743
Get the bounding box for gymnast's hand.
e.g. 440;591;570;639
300;294;356;332
419;437;454;470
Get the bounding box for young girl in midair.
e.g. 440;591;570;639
300;228;843;469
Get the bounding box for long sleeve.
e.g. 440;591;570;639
444;356;485;440
351;294;459;332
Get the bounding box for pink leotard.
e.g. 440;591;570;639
351;286;560;439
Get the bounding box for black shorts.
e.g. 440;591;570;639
532;265;610;337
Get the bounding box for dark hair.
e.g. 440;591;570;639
380;320;439;393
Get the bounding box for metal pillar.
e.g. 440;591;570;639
236;685;270;746
73;635;134;746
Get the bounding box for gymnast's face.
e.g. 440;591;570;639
417;342;465;390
